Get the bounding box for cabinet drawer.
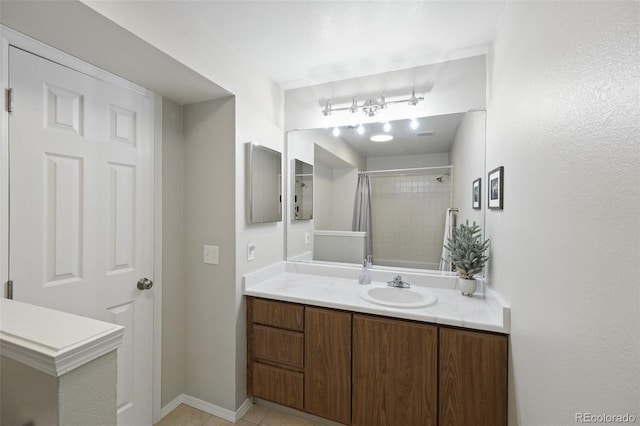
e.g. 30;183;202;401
252;298;304;331
254;325;304;368
253;362;304;410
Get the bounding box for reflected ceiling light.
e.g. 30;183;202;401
321;91;423;118
370;134;393;142
410;118;419;130
356;124;365;135
332;127;341;137
383;122;392;132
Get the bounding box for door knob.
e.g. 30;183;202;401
137;278;153;290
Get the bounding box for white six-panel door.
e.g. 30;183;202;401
8;46;154;426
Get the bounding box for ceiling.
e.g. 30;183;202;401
181;1;506;90
325;113;464;159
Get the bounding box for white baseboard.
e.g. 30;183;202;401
234;398;254;421
160;395;183;419
160;394;253;423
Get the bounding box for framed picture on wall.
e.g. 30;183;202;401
472;178;481;210
488;166;504;209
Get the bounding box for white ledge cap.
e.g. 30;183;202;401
0;298;124;377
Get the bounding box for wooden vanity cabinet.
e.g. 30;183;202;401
304;307;352;424
247;298;305;410
439;327;508;426
247;297;508;426
352;314;438;426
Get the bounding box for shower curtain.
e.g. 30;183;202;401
352;173;373;258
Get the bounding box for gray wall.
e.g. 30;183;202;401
1;356;59;426
182;97;237;408
161;98;185;407
486;2;639;424
1;353;117;426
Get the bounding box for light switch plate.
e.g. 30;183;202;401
247;241;256;261
204;245;219;265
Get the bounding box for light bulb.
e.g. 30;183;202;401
410;119;419;130
383;122;391;132
370;134;393;142
357;124;365;135
332;127;341;137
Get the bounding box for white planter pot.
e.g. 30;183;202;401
458;278;477;296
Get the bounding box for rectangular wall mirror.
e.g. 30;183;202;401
293;159;313;220
248;142;282;224
285;111;486;273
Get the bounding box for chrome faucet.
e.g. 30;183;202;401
387;274;411;289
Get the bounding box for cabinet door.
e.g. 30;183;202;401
304;307;352;425
439;327;508;426
352;314;437;426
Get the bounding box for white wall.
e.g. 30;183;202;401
487;2;639;425
287;131;315;259
161;98;184;407
331;168;359;231
366;153;449;171
315;133;366;172
58;352;117;425
313;161;333;231
285;55;487;131
78;2;286;412
449;111;485;227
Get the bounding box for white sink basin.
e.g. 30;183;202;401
358;285;437;309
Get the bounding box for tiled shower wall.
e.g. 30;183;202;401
370;173;451;269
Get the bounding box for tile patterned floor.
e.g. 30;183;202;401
154;403;319;426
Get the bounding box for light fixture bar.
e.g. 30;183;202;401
321;91;424;117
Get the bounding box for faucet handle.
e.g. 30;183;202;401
387;274;410;288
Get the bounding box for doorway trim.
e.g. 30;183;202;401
0;25;163;423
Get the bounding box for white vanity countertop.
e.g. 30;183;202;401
243;262;510;334
0;298;124;377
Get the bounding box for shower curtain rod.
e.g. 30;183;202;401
360;165;453;175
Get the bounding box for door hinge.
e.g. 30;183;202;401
6;280;13;299
7;88;14;113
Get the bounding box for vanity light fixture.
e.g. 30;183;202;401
321;89;423;118
410;118;419;130
383;122;392;132
356;124;366;135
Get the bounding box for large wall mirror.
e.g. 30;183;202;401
285;111;486;273
248;142;282;224
293;159;313;220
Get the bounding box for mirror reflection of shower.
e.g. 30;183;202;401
285;110;486;273
293;159;314;220
367;166;452;269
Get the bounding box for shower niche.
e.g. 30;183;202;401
293;159;313;220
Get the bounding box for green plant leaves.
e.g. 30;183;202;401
444;220;490;280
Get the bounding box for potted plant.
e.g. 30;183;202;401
444;220;490;296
